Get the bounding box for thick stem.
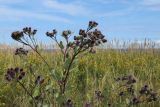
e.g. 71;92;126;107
61;48;82;94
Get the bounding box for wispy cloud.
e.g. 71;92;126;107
42;0;90;16
0;6;70;23
141;0;160;10
97;7;134;18
142;0;160;5
92;0;129;4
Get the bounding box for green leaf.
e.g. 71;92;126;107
74;46;78;53
126;98;130;105
59;41;64;49
45;85;52;91
42;104;50;107
50;69;61;81
55;93;65;104
33;86;40;97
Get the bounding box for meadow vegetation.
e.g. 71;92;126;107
0;21;159;107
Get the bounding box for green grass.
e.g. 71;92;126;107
0;48;160;107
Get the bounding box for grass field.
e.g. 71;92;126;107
0;43;160;107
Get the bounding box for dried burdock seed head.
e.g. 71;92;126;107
20;68;23;72
23;27;37;36
95;90;104;100
46;32;53;37
127;85;135;95
119;75;136;85
35;95;41;100
65;99;73;107
32;29;37;35
14;67;19;73
119;91;124;96
102;39;107;43
35;76;44;85
18;75;23;80
40;79;44;85
37;76;41;80
5;67;25;82
53;29;57;35
79;29;87;37
62;30;71;38
108;103;111;107
15;48;28;56
74;36;78;40
88;21;98;29
11;31;23;41
46;29;57;38
139;85;149;95
6;76;11;81
131;97;140;105
21;72;25;77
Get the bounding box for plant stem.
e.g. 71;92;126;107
62;48;82;94
18;81;38;107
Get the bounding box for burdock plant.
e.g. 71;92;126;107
114;75;159;106
9;21;107;106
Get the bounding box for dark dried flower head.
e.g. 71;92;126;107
95;90;104;100
131;97;140;105
79;29;87;37
23;27;37;36
5;67;25;82
35;76;44;85
102;39;107;43
46;32;54;37
15;48;28;55
119;91;124;96
108;103;111;107
139;85;149;95
88;21;98;29
62;30;71;38
21;71;25;77
53;29;57;35
33;29;37;35
14;67;19;73
119;75;136;85
46;29;57;38
127;85;135;95
11;31;23;41
65;99;73;107
18;75;23;80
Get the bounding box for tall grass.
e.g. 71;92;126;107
0;40;160;107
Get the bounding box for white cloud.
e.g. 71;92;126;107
0;6;70;23
42;0;90;16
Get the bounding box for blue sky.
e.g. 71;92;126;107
0;0;160;44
